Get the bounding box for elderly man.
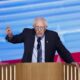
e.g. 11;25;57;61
6;17;75;64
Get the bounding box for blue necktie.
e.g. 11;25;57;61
37;37;42;62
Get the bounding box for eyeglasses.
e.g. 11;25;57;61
35;26;46;30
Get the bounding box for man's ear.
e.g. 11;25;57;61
33;24;36;28
45;26;47;30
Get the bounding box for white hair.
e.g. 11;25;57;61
33;17;48;27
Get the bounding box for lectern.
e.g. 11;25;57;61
0;63;80;80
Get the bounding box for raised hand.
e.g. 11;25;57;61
6;25;13;38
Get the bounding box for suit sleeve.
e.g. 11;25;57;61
5;29;25;43
55;33;74;63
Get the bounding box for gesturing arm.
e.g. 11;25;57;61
5;27;25;43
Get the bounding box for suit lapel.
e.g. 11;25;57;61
45;30;49;62
27;29;35;62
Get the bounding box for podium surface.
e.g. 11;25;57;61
16;63;64;80
0;63;79;80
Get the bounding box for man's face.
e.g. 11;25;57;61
34;20;46;37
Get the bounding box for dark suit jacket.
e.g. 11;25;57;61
6;28;74;63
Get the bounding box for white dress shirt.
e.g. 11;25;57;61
32;36;45;63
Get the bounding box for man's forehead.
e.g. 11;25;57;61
36;21;44;23
35;20;45;25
